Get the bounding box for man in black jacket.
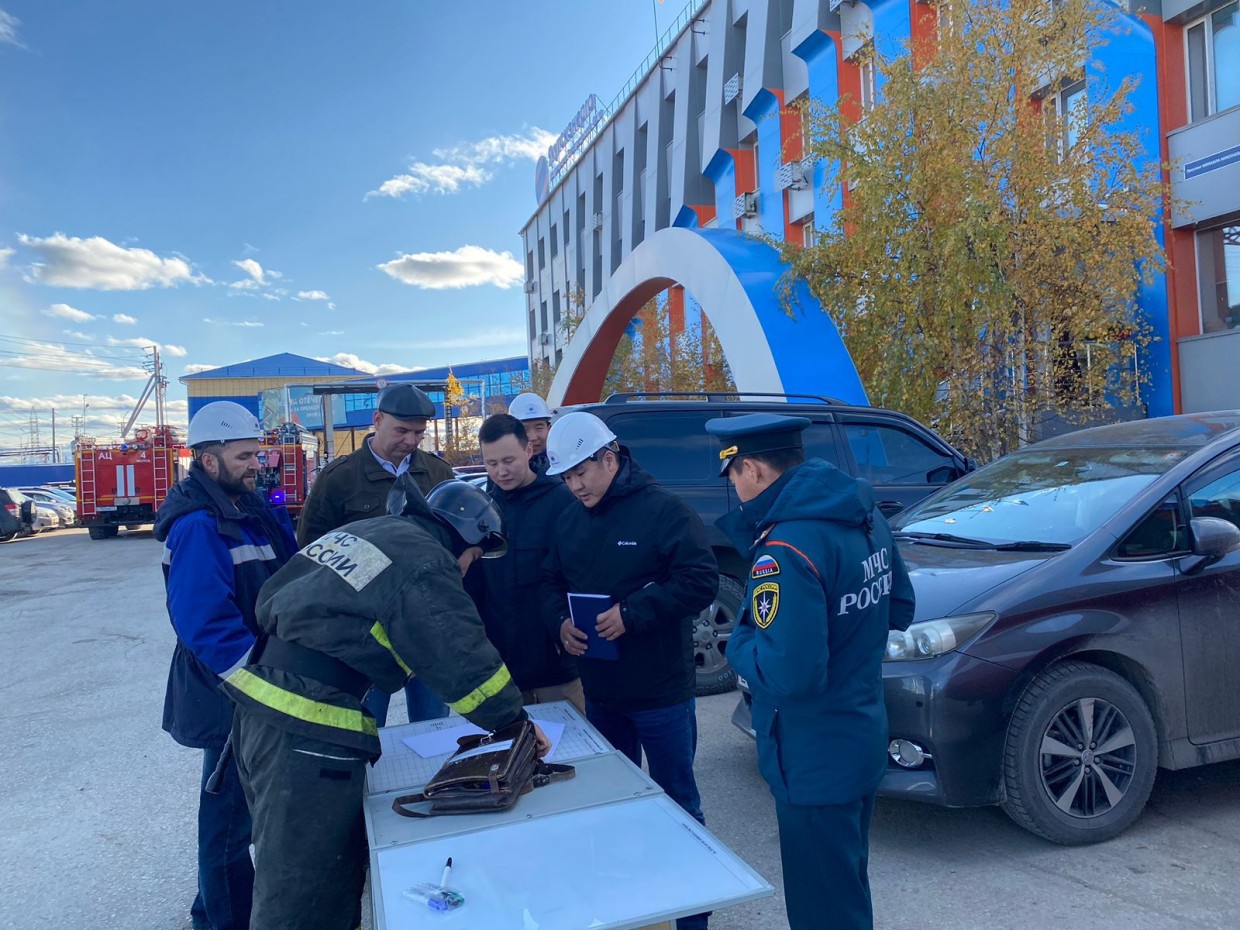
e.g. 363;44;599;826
541;412;718;930
467;414;582;709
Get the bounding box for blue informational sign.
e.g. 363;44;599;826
1185;144;1240;180
536;94;606;203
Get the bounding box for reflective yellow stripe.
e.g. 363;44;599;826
368;621;412;677
450;665;513;715
226;668;377;737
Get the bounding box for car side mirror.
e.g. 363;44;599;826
925;464;963;485
1181;516;1240;576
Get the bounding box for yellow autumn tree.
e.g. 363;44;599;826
782;0;1168;461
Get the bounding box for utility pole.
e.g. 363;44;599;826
51;408;57;463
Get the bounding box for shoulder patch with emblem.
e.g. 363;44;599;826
752;554;781;579
752;582;780;629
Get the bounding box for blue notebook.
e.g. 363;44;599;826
567;593;620;661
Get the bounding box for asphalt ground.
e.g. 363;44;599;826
2;529;1238;929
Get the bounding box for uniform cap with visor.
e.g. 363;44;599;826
545;411;618;476
705;413;812;476
187;401;266;448
508;392;552;422
376;383;436;420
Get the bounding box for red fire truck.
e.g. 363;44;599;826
254;424;320;518
75;426;182;540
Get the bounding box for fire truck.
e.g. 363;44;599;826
254;424;320;518
75;426;183;540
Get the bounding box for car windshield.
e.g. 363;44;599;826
891;447;1187;546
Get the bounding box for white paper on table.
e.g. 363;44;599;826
400;716;567;761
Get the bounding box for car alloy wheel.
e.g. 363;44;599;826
1001;660;1157;845
1039;697;1136;818
693;575;743;695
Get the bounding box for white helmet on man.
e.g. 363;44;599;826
509;392;552;422
545;411;617;476
187;401;265;448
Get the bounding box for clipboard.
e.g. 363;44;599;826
568;592;620;660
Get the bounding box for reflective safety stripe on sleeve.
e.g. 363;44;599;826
449;665;513;716
368;621;412;677
225;668;378;736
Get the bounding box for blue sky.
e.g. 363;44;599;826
0;1;680;447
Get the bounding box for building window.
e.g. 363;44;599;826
550;226;559;258
858;50;877;114
1187;2;1239;121
538;237;546;269
1198;222;1240;333
802;221;816;248
1050;80;1086;160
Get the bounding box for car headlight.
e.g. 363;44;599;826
884;612;996;661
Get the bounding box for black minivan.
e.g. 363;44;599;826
734;411;1240;844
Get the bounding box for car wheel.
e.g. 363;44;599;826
87;525;119;540
694;575;743;696
0;531;15;543
1001;660;1157;845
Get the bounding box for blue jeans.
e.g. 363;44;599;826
587;699;708;929
362;676;447;726
189;745;253;930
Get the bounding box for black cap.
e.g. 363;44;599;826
376;383;435;420
705;413;811;476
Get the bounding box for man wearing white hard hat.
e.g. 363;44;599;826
154;401;298;930
540;411;718;930
508;391;553;475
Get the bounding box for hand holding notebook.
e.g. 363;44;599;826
567;593;620;660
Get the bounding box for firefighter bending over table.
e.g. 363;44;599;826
222;475;548;930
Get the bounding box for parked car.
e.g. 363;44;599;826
29;502;58;531
0;487;34;541
561;393;972;695
733;410;1240;845
16;487;81;526
1;487;38;540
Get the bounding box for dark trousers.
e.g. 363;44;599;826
361;676;447;726
775;793;876;930
190;745;253;930
586;698;708;930
233;709;369;930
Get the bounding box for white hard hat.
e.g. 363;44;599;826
545;411;617;475
187;401;265;447
509;392;552;421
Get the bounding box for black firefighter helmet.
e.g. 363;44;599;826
387;474;507;558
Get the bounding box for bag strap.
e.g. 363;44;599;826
390;762;576;819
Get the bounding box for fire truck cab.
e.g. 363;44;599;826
75;426;183;540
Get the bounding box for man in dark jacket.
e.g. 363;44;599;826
541;411;718;930
223;477;547;930
296;382;455;726
156;401;297;930
708;414;915;930
467;414;581;709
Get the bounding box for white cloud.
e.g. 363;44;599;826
44;302;96;323
0;246;13;267
320;330;345;336
203;317;264;327
183;363;219;375
0;341;147;380
100;335;185;357
377;245;523;290
112;313;138;325
163;345;188;357
316;353;408;376
0;11;23;48
296;290;330;301
0;392;190;437
18;233;201;290
232;258;280;285
229;278;261;291
367;128;555;199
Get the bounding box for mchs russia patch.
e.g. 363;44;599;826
752;554;780;578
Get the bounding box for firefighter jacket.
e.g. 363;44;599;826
295;436;454;546
466;472;577;691
155;463;297;750
719;459;916;807
222;510;527;757
540;451;718;712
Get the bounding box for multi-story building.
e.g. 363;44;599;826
520;0;1240;415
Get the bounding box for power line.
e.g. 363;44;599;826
0;361;148;374
0;348;152;363
0;333;150;352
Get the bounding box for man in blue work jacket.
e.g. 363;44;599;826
707;414;915;930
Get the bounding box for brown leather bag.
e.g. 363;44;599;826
391;719;575;817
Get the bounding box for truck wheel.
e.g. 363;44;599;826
1000;661;1158;845
694;575;744;696
88;525;119;540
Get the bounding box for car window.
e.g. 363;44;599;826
1116;494;1188;559
842;421;957;486
605;411;716;482
1186;465;1240;534
801;422;843;469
